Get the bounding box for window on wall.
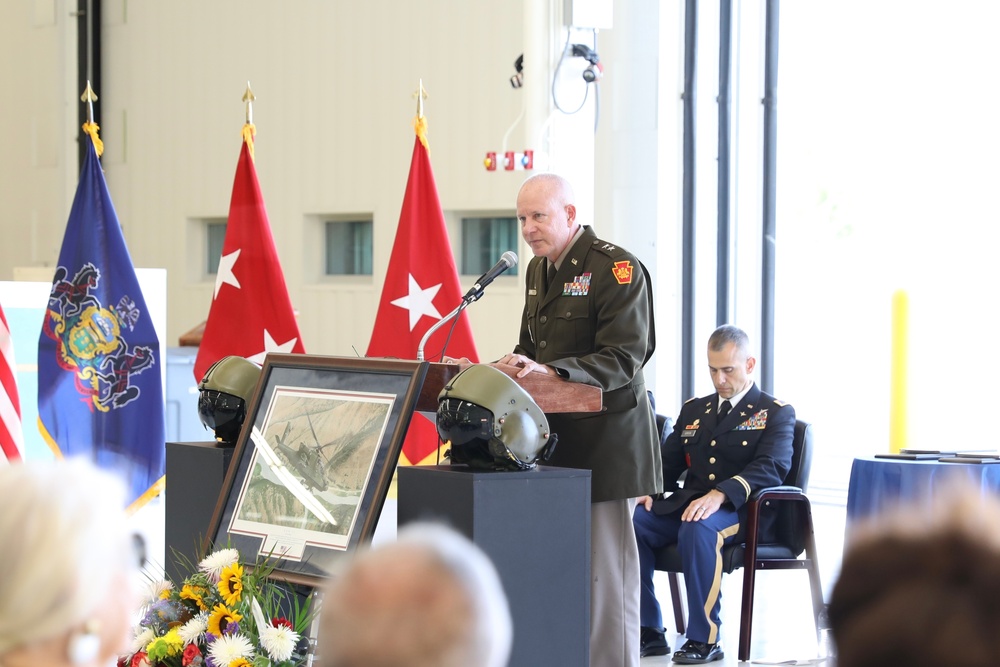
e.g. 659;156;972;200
205;219;227;274
325;219;373;276
460;215;519;276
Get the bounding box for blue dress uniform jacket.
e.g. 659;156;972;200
654;383;794;532
513;225;662;504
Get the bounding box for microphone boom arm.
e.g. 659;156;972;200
418;251;516;362
416;300;470;362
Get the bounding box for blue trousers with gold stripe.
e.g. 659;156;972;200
633;504;741;644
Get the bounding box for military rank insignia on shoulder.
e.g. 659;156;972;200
684;396;697;404
591;240;634;284
773;399;788;407
592;239;625;258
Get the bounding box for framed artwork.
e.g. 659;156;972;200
206;354;429;586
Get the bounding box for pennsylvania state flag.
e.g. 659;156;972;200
37;128;165;512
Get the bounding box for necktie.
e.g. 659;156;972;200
547;262;557;291
718;399;732;420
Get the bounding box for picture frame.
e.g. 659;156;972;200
205;353;429;587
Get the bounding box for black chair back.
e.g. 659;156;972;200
775;419;813;556
791;419;814;491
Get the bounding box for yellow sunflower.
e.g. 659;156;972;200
207;603;243;637
229;659;252;667
180;584;209;611
217;562;244;606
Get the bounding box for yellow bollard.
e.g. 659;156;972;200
889;290;908;453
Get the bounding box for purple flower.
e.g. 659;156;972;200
141;599;181;627
223;621;241;636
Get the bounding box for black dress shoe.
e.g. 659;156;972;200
639;626;670;657
672;639;723;664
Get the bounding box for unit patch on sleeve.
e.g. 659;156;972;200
612;260;633;285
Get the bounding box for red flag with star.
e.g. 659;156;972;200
194;125;305;382
367;114;478;465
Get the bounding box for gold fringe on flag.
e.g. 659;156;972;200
414;114;429;150
82;121;104;157
242;122;256;162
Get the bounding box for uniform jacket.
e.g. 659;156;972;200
513;225;662;503
654;383;794;536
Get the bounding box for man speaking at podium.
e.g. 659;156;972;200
498;172;661;667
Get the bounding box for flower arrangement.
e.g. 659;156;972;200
122;548;314;667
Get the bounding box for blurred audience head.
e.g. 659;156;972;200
0;458;139;667
829;484;1000;667
318;521;512;667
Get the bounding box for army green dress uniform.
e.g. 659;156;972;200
513;225;661;667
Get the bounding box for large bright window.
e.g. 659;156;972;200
777;2;1000;494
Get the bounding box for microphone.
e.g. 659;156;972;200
463;251;518;302
419;251;518;360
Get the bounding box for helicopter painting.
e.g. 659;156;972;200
272;412;334;492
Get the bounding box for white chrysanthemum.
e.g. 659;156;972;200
207;633;255;665
179;614;208;645
259;625;300;662
198;548;240;582
131;627;155;654
145;579;173;602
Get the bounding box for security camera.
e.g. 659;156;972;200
510;54;524;89
571;44;602;83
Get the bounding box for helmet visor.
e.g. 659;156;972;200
436;398;493;447
197;390;246;430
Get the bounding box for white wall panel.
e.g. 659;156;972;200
95;1;528;356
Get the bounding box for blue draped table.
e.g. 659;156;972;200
847;456;1000;531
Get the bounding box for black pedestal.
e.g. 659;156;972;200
398;464;591;667
164;441;234;583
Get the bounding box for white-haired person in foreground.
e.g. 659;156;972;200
318;522;513;667
0;458;140;667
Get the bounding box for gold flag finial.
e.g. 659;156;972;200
243;82;256;125
80;81;103;157
81;81;98;123
414;79;428;119
242;82;257;161
413;80;429;149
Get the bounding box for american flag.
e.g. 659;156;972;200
0;302;25;464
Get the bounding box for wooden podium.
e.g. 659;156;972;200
415;360;602;415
